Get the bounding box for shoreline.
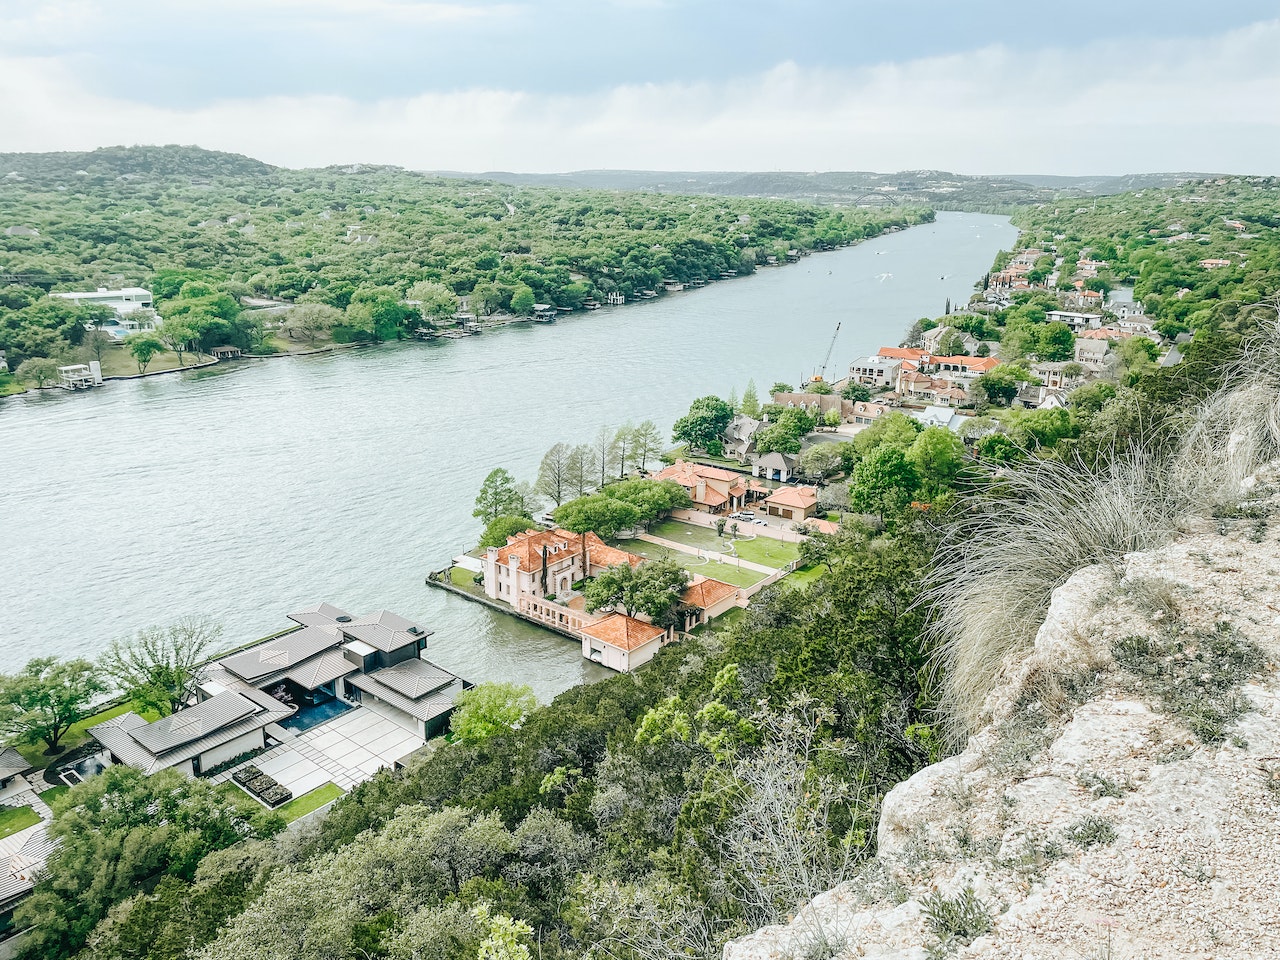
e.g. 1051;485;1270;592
0;215;936;403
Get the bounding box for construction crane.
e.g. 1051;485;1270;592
809;322;841;384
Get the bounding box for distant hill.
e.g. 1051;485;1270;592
0;145;276;185
1006;172;1213;193
430;167;1224;212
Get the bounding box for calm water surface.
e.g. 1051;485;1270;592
0;212;1016;700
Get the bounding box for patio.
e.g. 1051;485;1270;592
215;704;427;794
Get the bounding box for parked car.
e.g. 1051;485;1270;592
752;517;769;525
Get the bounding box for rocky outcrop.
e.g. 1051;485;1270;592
727;485;1280;959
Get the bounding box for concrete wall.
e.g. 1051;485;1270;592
197;728;266;773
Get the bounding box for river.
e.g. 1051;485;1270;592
0;212;1016;700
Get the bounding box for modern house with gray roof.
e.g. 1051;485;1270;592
0;746;29;789
345;658;468;739
89;688;292;777
205;603;436;710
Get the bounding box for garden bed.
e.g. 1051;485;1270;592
232;765;293;808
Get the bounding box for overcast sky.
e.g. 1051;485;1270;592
2;1;1279;175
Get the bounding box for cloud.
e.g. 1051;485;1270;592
1;19;1278;174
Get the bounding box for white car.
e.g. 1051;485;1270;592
752;517;768;525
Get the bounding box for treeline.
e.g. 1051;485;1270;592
0;145;932;376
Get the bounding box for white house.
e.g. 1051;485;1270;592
849;355;903;389
1045;310;1103;331
52;287;153;316
1074;339;1109;368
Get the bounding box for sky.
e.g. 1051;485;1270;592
1;1;1279;175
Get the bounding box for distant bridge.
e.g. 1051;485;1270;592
851;192;900;207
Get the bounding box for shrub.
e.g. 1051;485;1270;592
920;886;993;956
1112;622;1264;742
1064;815;1117;849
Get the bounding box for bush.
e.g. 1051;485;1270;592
1064;815;1117;849
920;886;993;956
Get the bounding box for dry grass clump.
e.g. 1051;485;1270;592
927;319;1280;739
927;451;1182;735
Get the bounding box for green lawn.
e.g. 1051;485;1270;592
728;535;800;568
450;565;480;588
278;782;344;823
691;605;747;635
0;805;40;840
783;563;826;590
38;786;69;807
644;519;800;570
617;538;764;587
18;700;161;769
648;519;731;552
96;344;210;377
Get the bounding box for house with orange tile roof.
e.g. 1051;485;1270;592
580;613;669;672
680;576;741;630
763;485;819;521
652;460;748;515
483;527;642;607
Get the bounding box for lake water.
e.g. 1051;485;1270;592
0;212;1016;701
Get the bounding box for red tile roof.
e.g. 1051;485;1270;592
877;347;927;361
495;528;641;572
653;460;743;485
580;614;666;651
681;577;738;610
765;486;819;509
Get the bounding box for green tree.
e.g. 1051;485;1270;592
0;657;104;755
478;515;539;549
604;478;690;527
804;380;833;395
852;411;922;456
98;616;221;717
849;446;920;522
754;407;817;455
157;316;197;366
124;332;165;373
552;493;642;540
740;380;762;418
631;420;663;473
613;422;636;477
841;381;871;402
565;443;594;498
907;426;967;493
584;559;690;627
937;329;969;356
14;765;279;960
535;442;573;507
671;396;734;455
281;302;342;343
408;279;460;324
973;432;1022;464
510;283;536;316
1035;321;1075;362
83;328;112;364
593;425;618;487
473;468;525;523
14;356;59;388
769;382;792;395
973;364;1028;407
450;683;538;743
798;443;842;480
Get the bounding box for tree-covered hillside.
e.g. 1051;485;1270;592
0;146;931;375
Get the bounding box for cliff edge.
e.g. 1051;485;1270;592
727;470;1280;959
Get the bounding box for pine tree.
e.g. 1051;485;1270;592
741;380;761;418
